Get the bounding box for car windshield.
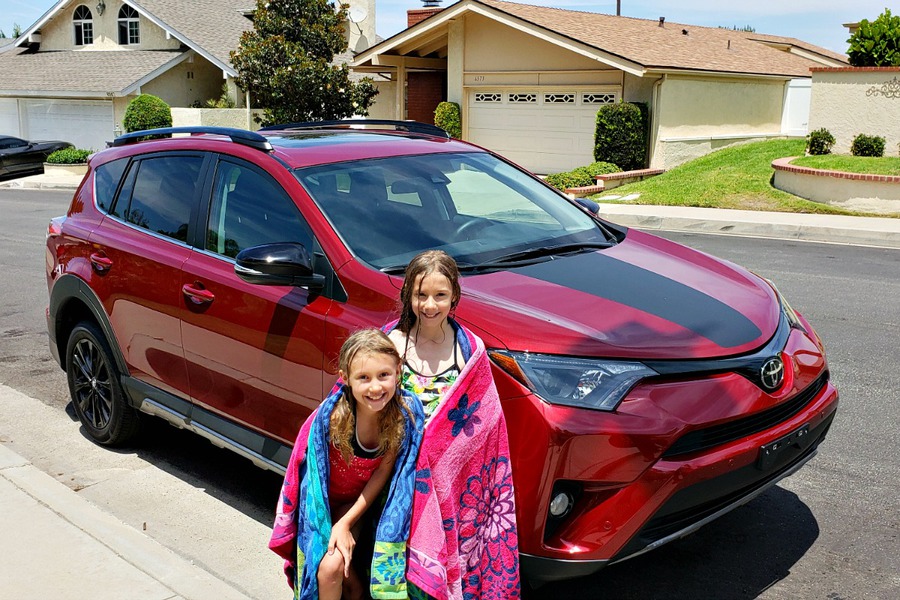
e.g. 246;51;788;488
293;152;612;271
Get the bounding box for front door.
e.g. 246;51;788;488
180;157;331;444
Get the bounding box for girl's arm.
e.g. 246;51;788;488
328;451;399;577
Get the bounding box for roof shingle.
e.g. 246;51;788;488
0;48;185;94
475;0;845;77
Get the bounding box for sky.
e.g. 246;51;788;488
0;0;892;55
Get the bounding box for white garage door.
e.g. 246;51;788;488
0;98;19;136
467;89;617;175
22;99;114;151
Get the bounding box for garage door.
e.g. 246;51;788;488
0;98;19;136
22;99;114;151
467;89;617;175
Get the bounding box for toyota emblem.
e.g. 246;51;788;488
760;357;785;391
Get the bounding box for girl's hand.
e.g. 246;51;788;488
327;521;356;578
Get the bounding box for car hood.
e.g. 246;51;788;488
455;230;780;360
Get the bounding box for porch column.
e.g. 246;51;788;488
396;60;407;120
447;19;464;106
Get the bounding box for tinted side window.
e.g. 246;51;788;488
94;158;129;213
122;156;203;242
207;160;312;258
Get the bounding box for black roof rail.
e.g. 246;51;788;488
258;119;450;139
112;127;273;151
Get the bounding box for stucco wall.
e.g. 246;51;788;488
464;14;606;73
808;68;900;156
171;107;264;130
141;55;223;108
653;75;787;168
40;1;180;51
367;81;399;119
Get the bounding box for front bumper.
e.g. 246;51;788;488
501;324;839;583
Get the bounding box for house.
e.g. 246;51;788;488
353;0;848;174
0;0;376;150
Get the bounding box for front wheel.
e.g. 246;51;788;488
66;321;139;446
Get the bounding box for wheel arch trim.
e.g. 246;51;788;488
50;274;130;377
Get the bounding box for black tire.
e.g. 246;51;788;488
66;321;140;446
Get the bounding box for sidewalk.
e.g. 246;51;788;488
4;170;899;249
0;442;251;600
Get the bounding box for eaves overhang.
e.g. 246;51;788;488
644;67;807;80
352;0;647;77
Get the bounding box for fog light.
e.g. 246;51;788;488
549;492;573;517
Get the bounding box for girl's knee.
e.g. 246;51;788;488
317;551;344;586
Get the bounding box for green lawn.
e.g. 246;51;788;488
590;139;890;216
792;154;900;176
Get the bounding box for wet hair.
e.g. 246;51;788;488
396;250;461;334
331;328;410;463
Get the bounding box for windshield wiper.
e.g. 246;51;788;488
459;242;612;272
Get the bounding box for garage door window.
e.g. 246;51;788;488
73;6;94;46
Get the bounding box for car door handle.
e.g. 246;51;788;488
89;252;113;273
182;282;215;305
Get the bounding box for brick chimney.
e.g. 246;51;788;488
408;0;443;27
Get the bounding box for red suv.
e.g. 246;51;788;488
46;121;838;583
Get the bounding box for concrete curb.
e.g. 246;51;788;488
596;204;900;249
0;443;251;600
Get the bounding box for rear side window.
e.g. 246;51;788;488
119;155;203;242
206;160;312;258
94;158;128;212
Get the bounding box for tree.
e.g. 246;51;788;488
231;0;378;126
847;8;900;67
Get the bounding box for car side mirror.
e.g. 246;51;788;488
575;198;600;215
234;242;325;289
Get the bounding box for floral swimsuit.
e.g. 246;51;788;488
401;337;462;424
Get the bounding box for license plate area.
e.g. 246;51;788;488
756;423;810;470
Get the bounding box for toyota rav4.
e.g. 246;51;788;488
45;121;838;583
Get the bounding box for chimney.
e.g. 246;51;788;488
409;0;443;27
658;17;665;27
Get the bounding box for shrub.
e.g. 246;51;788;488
543;161;621;191
434;101;462;138
850;134;886;157
46;148;91;164
122;94;172;133
544;171;591;191
594;102;648;171
206;83;236;108
806;128;835;155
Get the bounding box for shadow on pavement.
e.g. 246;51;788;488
526;485;818;599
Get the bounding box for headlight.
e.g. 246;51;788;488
489;350;657;411
761;277;806;333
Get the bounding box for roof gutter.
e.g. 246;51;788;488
644;68;802;81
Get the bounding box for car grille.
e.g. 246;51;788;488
662;371;829;459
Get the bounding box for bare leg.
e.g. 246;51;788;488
318;550;345;600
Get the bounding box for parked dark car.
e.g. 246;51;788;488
45;122;838;584
0;135;72;177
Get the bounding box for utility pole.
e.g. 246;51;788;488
617;1;621;16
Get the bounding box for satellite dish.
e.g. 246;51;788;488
348;6;368;24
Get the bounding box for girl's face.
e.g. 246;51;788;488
411;272;455;327
342;351;399;415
